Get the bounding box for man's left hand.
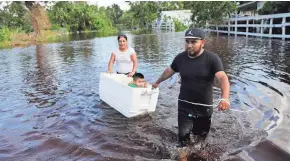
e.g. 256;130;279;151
218;99;230;111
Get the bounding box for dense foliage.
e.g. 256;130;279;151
47;2;115;32
120;1;237;29
0;1;237;45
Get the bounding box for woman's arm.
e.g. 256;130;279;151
108;53;115;72
131;53;138;73
128;53;138;77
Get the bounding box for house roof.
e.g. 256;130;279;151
237;1;257;11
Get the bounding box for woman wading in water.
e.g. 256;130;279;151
107;34;138;77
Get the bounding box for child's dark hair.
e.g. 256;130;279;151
117;34;127;41
133;73;144;80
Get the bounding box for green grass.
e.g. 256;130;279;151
0;27;12;42
0;26;119;49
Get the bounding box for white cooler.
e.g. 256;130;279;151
99;73;159;118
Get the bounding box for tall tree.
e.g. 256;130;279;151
185;1;237;27
122;1;236;28
128;1;160;27
24;1;51;35
0;2;32;32
159;1;184;10
258;2;290;15
106;4;123;24
118;11;134;28
48;1;115;32
258;2;290;34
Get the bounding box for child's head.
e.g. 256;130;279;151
132;73;145;87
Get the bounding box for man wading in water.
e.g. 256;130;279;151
153;28;230;148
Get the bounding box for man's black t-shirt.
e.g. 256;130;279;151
170;50;224;117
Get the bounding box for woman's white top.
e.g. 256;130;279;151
113;47;135;73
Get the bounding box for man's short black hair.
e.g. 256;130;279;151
133;73;144;80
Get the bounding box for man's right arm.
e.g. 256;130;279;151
153;54;179;88
155;67;176;85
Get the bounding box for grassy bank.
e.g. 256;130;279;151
0;27;118;49
0;27;67;48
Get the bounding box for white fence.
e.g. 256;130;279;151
204;13;290;40
152;21;175;31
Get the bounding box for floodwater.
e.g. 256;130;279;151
0;31;290;161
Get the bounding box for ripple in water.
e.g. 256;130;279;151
0;32;290;161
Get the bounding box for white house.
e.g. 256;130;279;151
153;10;192;29
237;1;266;16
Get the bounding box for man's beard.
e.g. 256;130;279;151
187;46;202;57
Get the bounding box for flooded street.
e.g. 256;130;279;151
0;31;290;161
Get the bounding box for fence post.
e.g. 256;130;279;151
228;21;230;36
246;20;249;38
269;18;273;38
235;19;237;36
216;25;219;35
261;19;264;38
204;13;289;39
166;22;167;31
282;17;286;40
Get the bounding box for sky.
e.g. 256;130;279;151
87;0;130;11
0;1;131;11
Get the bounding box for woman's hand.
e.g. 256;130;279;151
130;53;138;77
127;71;135;77
107;53;115;74
144;82;149;88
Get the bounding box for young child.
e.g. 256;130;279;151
128;73;149;88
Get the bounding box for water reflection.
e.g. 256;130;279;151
0;31;290;161
21;45;58;108
59;43;75;64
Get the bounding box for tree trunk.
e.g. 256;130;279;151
25;1;51;36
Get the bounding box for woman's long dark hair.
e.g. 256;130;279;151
117;34;127;41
